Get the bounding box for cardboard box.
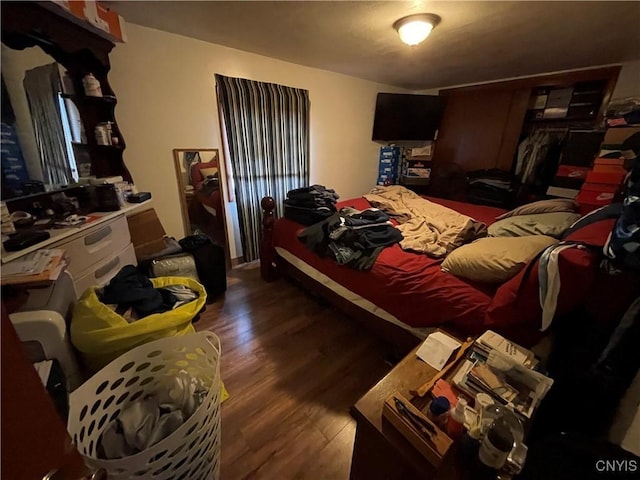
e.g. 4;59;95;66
380;146;402;160
126;208;167;260
585;171;625;185
407;167;431;178
581;182;619;194
379;157;400;166
593;164;627;174
379;167;398;177
594;157;625;166
407;143;434;159
556;165;591;180
576;189;617;214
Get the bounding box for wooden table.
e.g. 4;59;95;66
349;344;471;480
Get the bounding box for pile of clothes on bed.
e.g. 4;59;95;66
284;184;339;225
284;185;402;270
295;202;403;271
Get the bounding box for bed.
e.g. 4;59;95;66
259;193;633;354
190;159;224;231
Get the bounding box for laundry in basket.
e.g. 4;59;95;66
98;371;207;459
68;331;221;480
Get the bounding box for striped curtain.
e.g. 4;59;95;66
23;63;72;187
216;74;310;262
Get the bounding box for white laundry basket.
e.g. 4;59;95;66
68;331;221;480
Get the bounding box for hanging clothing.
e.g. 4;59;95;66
516;129;566;187
538;243;587;331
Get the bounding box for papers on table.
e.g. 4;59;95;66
1;249;67;285
416;332;461;371
475;330;536;368
2;249;54;276
451;339;553;419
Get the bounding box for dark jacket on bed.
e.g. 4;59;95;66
298;207;402;270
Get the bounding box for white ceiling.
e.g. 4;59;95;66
106;1;640;90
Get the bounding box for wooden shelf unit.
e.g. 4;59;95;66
2;1;132;183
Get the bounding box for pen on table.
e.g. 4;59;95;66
394;397;436;439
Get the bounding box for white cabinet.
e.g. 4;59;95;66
50;214;137;297
72;243;136;298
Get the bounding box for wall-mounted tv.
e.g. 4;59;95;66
372;93;446;142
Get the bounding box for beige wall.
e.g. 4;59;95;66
109;24;405;258
612;59;640;98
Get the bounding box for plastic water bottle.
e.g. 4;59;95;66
446;397;467;440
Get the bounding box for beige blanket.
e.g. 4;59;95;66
364;185;487;257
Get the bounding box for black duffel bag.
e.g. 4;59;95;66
179;234;227;301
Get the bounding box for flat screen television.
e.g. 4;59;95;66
372;93;446;141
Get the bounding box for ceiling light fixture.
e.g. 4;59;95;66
393;13;441;46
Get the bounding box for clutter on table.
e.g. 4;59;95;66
382;330;553;477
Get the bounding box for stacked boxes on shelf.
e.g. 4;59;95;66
401;142;434;187
546;162;592;200
575;126;639;214
377;146;402;186
576;162;625;214
545;130;604;200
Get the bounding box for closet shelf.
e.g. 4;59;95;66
61;93;117;104
527;116;597;124
71;142;123;151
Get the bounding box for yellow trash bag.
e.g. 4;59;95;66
71;276;207;372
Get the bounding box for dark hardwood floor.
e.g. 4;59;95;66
195;264;391;479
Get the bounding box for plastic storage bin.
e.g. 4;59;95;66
67;331;221;480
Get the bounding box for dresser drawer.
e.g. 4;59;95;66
52;215;131;277
72;242;136;298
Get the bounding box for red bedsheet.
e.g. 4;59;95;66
272;196;507;335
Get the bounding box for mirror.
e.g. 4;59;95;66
173;148;229;260
1;43;83;201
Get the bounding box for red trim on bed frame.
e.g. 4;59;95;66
259;195;426;354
